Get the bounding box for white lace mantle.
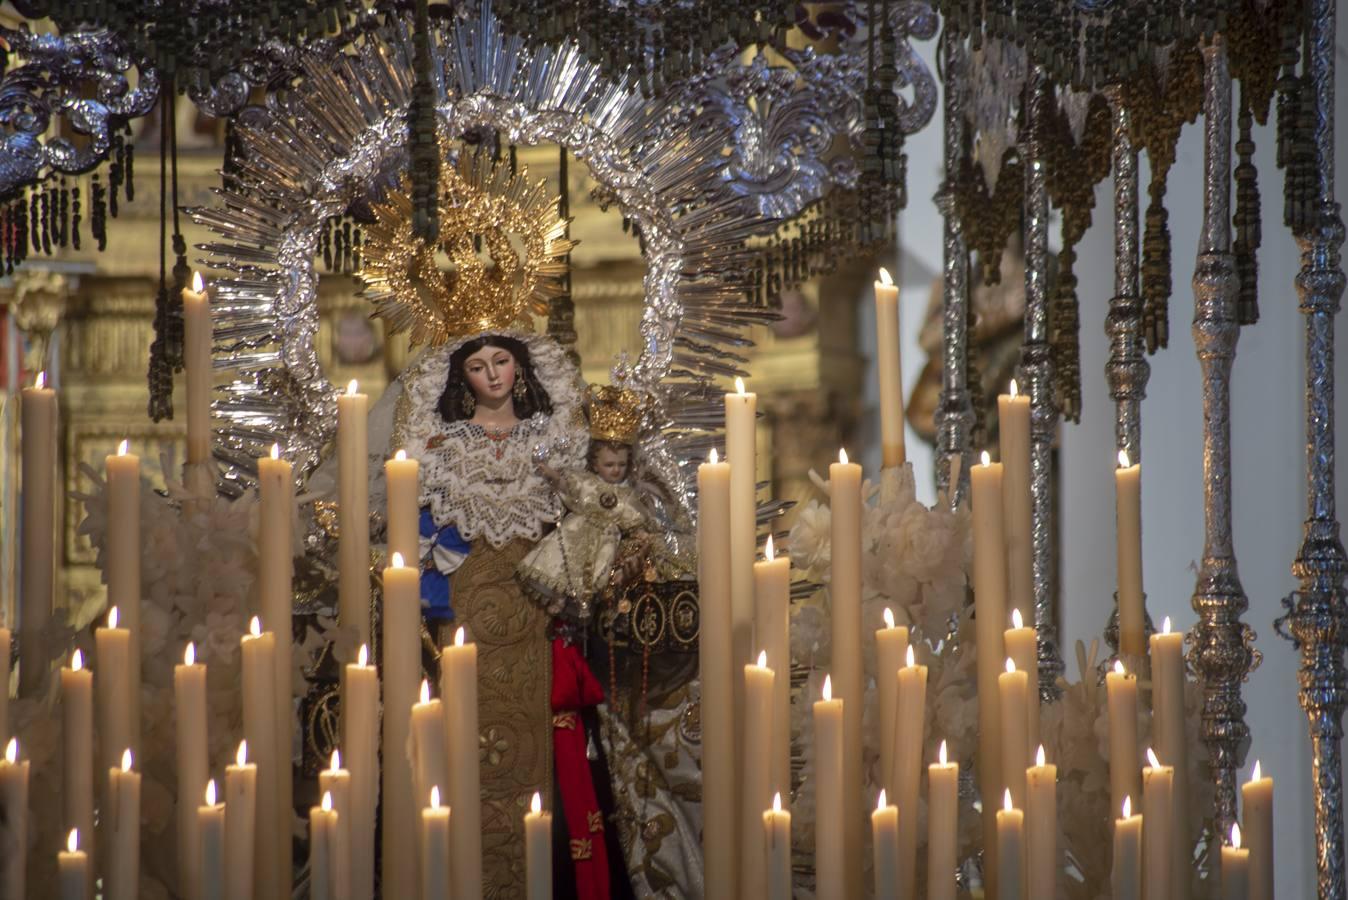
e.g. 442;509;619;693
397;333;587;548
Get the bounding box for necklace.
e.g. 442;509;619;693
475;421;516;459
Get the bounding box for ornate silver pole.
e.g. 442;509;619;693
1186;33;1255;837
1283;0;1348;891
1021;67;1065;695
935;27;973;507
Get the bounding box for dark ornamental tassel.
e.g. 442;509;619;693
29;187;40;256
58;180;69;248
15;194;27;269
1233;93;1261;326
123;130;134;203
92;175;107;251
108;133;121;218
71;183;81;251
352;227;361;272
1141;178;1171;352
321;217;333;272
408;0;440;243
1050;244;1082;423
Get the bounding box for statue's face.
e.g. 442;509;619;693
462;344;518;406
594;445;630;484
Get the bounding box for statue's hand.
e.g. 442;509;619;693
536;462;562;485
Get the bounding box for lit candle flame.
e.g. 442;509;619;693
1251;759;1262;782
455;626;466;647
72;649;83;672
329;750;341;771
1012;608;1024;630
1003;789;1014;812
765;534;776;562
1163;616;1172;634
192;271;204;293
883;607;894;629
1119;449;1131;468
205;779;217;806
1009;379;1019;399
1123;796;1132;818
108;606;119;629
391;552;405;568
1231;823;1242;850
270;443;280;460
430;785;441;810
117;439;129;457
734;376;746;396
357;644;369;667
877;789;888;810
322;791;333;813
839;447;849;465
822;674;833;702
4;738;16;764
939;740;948;766
420;679;431;705
184;642;196;666
906;645;916;668
121;748;133;772
1036;744;1046;767
1147;748;1161;769
395;449;407;461
878;266;894;287
709;448;719;465
1006;657;1017;675
35;371;46;390
67;828;79;854
236;740;248;767
981;450;992;467
1114;659;1126;676
772;792;782;813
530;791;542;815
249;616;262;637
757;650;767;668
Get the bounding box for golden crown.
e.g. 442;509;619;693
358;151;576;346
588;384;648;445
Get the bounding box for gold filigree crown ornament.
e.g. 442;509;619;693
588;384;648;445
358;151;577;346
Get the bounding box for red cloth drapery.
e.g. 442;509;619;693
551;637;611;900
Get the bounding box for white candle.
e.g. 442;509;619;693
319;751;353;900
241;617;281;900
763;793;791;900
1026;745;1057;900
894;644;926;900
814;675;845;900
970;451;1006;888
1000;657;1029;811
175;642;208;900
525;791;551;900
1143;748;1174;900
698;449;737;900
183;272;213;465
874;266;907;468
343;645;378;900
59;828;88;900
385;449;420;567
1115;450;1145;655
1107;660;1141;822
0;738;29;898
96;605;133;795
1151;615;1190;900
421;787;451;900
927;741;959;900
383;554;420;899
997;789;1025;900
829;448;864;900
1222;824;1250;900
726;377;757;826
753;535;792;799
740;651;774;900
876;607;909;801
198;780;225;900
19;372;56;696
106;439;141;757
108;748;140;900
256;444;294;895
61;650;95;878
1242;761;1273;900
338;380;371;647
308;791;340;900
872;789;899;900
410;679;450;821
1113;796;1143;900
441;628;482;900
1004;608;1039;752
999;381;1034;629
224;742;257;900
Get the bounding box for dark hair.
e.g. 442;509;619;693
437;335;554;423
